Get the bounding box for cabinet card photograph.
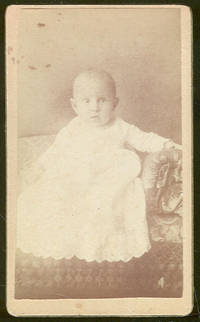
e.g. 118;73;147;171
6;4;192;316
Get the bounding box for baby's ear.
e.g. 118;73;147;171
70;98;77;113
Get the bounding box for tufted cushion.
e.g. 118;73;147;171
18;134;56;171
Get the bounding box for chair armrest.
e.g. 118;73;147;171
141;149;182;216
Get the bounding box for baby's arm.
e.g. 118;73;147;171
163;140;182;151
126;124;181;153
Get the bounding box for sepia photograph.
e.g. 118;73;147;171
6;4;192;316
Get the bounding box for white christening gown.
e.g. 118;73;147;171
17;117;168;262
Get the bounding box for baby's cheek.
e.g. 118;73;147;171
100;108;113;123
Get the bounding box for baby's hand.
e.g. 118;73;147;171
164;140;182;151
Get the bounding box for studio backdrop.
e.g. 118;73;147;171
15;7;181;143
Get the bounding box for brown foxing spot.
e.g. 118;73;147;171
28;65;37;70
17;60;20;64
11;57;15;64
37;23;46;27
45;64;51;68
21;56;24;59
58;13;62;15
8;46;13;55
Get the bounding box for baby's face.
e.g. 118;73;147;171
71;77;118;127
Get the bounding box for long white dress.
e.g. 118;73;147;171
17;117;168;262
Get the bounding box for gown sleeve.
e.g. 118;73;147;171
38;127;68;170
126;124;170;153
37;117;78;172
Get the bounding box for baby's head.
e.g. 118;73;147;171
71;69;119;126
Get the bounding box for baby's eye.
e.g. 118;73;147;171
83;98;90;103
98;98;106;103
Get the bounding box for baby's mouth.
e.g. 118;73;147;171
90;115;99;119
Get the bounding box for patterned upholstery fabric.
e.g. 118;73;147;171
142;149;182;214
142;149;182;244
16;135;183;299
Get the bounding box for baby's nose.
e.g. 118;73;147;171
90;99;100;111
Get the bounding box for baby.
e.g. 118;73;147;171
17;69;180;262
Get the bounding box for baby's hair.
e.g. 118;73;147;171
73;69;116;97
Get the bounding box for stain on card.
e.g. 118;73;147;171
37;23;46;28
28;65;37;70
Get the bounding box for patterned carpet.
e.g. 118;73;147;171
15;241;182;299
